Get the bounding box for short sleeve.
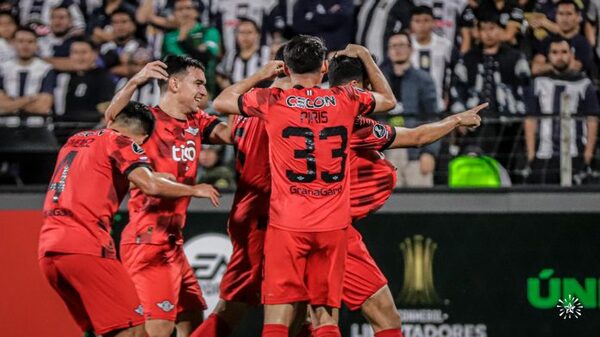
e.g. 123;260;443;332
340;85;376;117
108;134;152;176
238;87;274;118
196;111;222;143
581;83;600;116
350;117;396;151
40;69;57;94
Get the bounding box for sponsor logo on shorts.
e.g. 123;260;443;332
156;300;175;312
184;233;233;319
135;304;144;316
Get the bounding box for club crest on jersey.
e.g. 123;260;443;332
185;126;199;136
172;140;197;162
373;124;388;139
132;143;145;154
156;300;174;312
134;305;144;316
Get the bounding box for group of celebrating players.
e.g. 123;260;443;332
38;35;485;337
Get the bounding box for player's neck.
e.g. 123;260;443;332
290;73;322;88
158;95;190;120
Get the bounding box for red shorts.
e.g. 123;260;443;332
262;226;348;307
342;226;388;310
219;196;267;305
120;243;207;321
39;254;144;335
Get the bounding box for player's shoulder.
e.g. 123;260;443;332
329;83;369;97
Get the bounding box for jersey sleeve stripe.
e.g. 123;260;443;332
202;119;222;144
238;95;248;117
380;125;396;151
124;162;152;177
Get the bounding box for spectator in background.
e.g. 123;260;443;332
136;0;179;59
38;6;83;72
163;0;220;97
197;145;236;189
410;5;457;112
412;0;469;44
53;38;115;144
585;0;600;67
525;38;599;184
0;11;16;62
451;16;531;176
355;0;414;64
382;31;440;187
0;27;57;184
217;18;270;90
87;0;137;44
460;0;524;49
292;0;354;52
101;9;159;106
18;0;85;36
532;0;594;76
209;0;277;62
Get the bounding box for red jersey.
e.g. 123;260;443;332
121;106;220;245
39;129;151;259
239;84;375;232
349;117;397;220
231;115;271;195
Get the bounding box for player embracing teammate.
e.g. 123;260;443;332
214;35;397;337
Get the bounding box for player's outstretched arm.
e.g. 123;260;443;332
127;166;220;206
104;61;168;124
213;60;284;115
389;103;487;149
336;44;396;113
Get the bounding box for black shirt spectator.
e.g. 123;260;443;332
292;0;354;52
87;0;137;45
451;18;531;174
54;38;115;144
532;0;595;76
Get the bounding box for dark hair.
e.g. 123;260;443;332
284;35;327;74
15;26;37;38
556;0;580;12
0;10;16;23
114;101;155;136
388;30;412;48
274;43;287;78
548;36;572;50
159;55;205;89
237;17;261;34
410;5;434;19
51;5;71;16
328;56;366;87
110;8;135;22
477;14;502;28
70;36;98;51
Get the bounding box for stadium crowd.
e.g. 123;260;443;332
1;0;600;187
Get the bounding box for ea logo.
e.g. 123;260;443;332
172;140;197;162
184;233;233;317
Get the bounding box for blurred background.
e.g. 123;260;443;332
0;0;599;336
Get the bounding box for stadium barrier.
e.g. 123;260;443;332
1;191;599;337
